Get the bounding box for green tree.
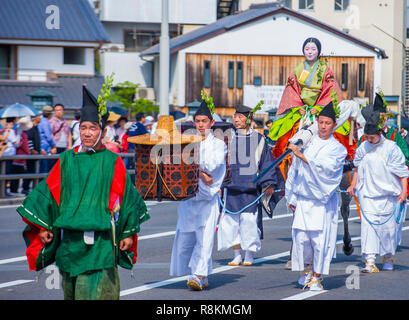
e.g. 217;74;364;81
109;81;158;116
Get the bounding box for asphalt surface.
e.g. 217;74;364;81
1;196;409;306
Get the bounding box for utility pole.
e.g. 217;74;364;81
159;0;169;115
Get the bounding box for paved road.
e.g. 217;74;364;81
1;196;409;304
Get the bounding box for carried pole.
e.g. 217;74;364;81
159;0;170;115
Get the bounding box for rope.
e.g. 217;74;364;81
355;191;406;226
218;189;284;215
143;156;178;201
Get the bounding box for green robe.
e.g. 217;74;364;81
17;147;149;277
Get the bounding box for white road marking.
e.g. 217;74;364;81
281;290;328;300
0;256;27;265
121;226;409;299
120;251;291;297
138;231;176;240
0;206;360;266
0;280;34;289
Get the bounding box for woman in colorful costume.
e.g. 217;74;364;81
269;37;351;179
16;85;149;300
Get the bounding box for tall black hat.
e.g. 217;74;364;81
373;92;387;113
81;85;109;129
319;101;336;122
194;100;213;120
363;111;381;135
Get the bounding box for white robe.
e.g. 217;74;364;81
286;135;347;275
354;136;409;257
170;133;227;276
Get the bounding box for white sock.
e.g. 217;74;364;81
234;249;241;258
244;250;254;262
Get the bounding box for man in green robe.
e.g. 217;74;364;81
17;86;149;300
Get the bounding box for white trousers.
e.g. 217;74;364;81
217;211;261;253
169;209;218;277
361;211;400;257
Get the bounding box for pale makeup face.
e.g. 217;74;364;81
303;42;319;63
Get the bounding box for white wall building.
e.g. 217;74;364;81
141;5;385;113
96;0;218;100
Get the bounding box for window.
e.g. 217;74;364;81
299;0;314;10
228;61;234;89
341;63;348;91
63;47;85;65
358;63;365;91
0;45;10;79
334;0;349;11
284;0;293;8
124;30;178;52
124;31;159;52
253;76;262;86
236;61;243;89
204;60;211;88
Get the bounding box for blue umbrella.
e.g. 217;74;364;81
108;105;128;116
0;103;40;118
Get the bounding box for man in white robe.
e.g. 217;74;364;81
347;119;408;273
169;101;227;291
217;105;281;266
286;102;347;291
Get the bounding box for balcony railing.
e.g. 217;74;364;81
0;68;57;82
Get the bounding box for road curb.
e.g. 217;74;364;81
0;197;24;206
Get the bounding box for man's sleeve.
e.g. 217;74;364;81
16;161;61;271
257;141;280;189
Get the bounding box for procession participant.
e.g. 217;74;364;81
16;85;149;300
269;38;351;181
286;102;347;291
359;91;409;165
218;104;283;266
169;100;227;291
347;111;408;273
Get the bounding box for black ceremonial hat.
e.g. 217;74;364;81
318;101;336;122
235;104;252;116
194;100;213;120
363;111;381;135
81;85;109;129
373;93;387;113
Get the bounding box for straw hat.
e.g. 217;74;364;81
127;115;203;145
107;111;121;122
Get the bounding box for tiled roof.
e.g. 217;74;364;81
0;0;109;43
0;75;107;109
140;5;386;58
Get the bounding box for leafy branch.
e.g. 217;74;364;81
201;90;215;114
97;72;115;121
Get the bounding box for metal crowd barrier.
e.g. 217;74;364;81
0;153;135;198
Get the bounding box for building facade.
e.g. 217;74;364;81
141;5;385;117
0;0;110;111
92;0;217;102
